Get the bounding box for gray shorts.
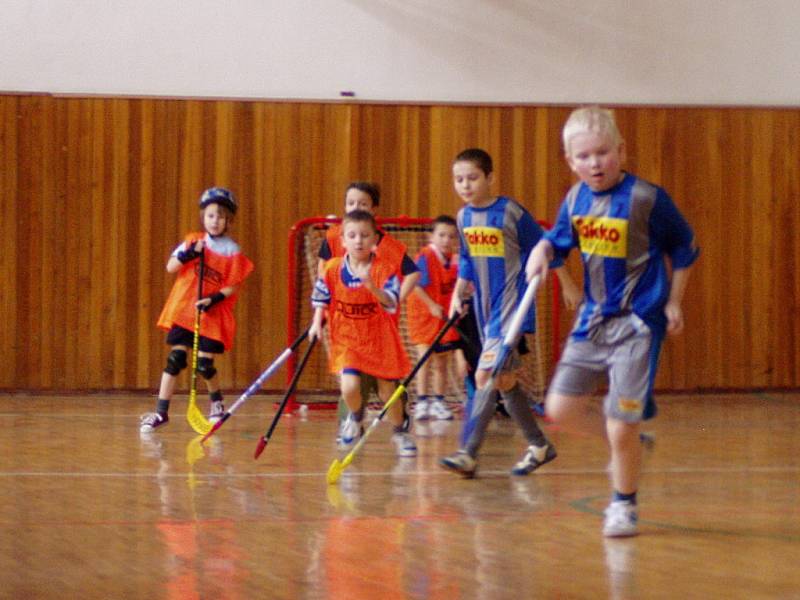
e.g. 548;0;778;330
477;336;523;373
548;315;660;422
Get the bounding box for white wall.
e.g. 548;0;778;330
2;0;798;105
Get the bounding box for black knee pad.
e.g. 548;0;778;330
164;349;188;376
196;356;217;380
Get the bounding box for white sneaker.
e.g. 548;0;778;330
510;443;557;476
603;501;639;537
339;414;362;448
208;400;225;424
439;450;477;478
413;399;430;420
392;432;418;457
139;412;168;433
429;398;454;420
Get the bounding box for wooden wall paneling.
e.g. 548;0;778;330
72;99;95;389
49;98;70;389
777;109;800;385
135;100;155;389
20;96;44;389
38;96;57;388
747;110;775;387
269;103;305;383
762;109;799;386
87;98;107;387
240;101;276;388
428;105;486;218
109;98;129;387
0;97;20;387
146;100;181;392
225;101;254;388
59;98;76;388
1;95;799;393
721;108;756;388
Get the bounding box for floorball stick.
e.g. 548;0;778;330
460;275;542;435
186;248;213;435
326;311;462;485
253;336;318;459
202;326;312;443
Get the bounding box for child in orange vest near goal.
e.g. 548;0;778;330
317;182;420;445
406;215;467;422
310;210;416;457
140;187;254;433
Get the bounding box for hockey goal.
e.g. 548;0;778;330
286;216;562;407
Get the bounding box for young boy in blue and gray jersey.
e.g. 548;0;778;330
526;107;699;537
439;148;578;478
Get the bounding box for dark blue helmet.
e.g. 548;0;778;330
199;187;237;215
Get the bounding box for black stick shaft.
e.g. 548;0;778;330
264;337;316;440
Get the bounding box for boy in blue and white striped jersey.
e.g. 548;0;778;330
526;106;699;537
439;148;578;479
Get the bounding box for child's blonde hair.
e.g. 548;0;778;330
562;106;622;154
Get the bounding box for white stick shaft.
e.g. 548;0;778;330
228;347;293;415
503;274;541;348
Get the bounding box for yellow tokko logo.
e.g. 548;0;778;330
464;226;504;257
573;216;628;258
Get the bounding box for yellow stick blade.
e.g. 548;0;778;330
326;459;343;485
187;403;212;435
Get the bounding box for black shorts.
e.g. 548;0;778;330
166;325;225;354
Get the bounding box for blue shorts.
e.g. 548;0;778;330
548;315;662;422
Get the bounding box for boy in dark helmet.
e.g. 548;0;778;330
140;187;254;433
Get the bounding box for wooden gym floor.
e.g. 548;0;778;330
0;392;798;599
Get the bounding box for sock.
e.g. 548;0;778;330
156;399;170;416
500;384;547;446
463;386;500;457
433;395;444;403
460;375;477;446
210;390;223;403
613;490;637;505
417;395;430;404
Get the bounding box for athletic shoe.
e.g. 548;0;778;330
510;443;557;476
139;412;169;433
429;398;454;421
392;432;418;457
339;414;363;448
603;501;639;537
208;400;225;424
413;398;430;420
439;450;477;479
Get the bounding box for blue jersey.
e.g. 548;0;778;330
457;196;548;340
546;173;698;339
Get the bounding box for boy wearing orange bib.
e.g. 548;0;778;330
140;188;254;433
407;215;466;421
310;210;416;457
